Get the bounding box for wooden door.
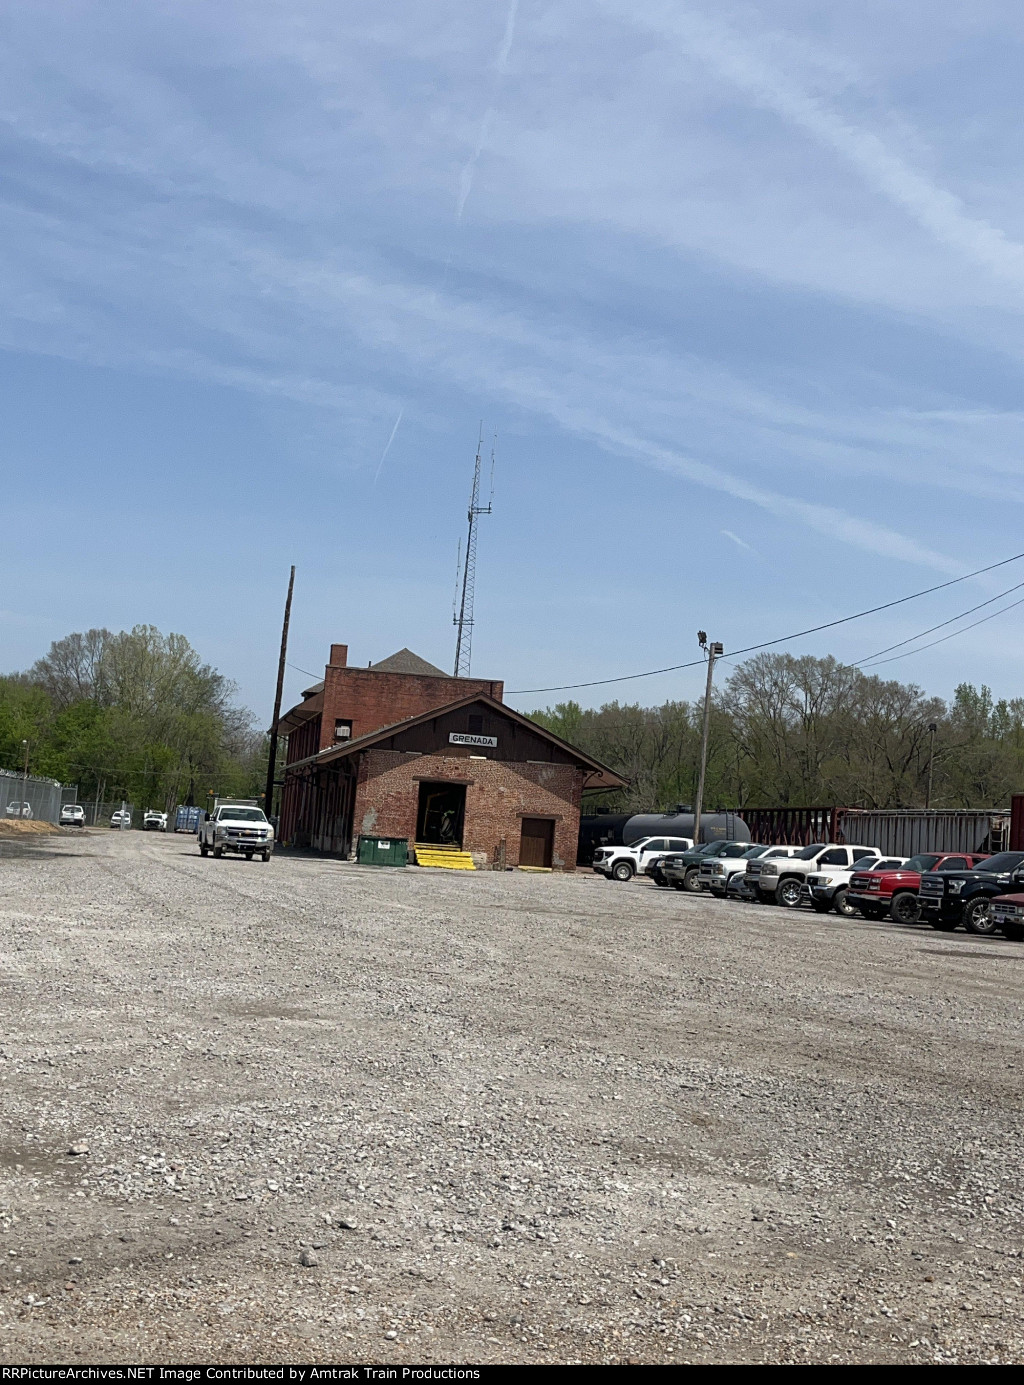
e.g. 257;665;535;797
520;817;554;868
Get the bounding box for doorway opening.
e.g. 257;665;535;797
416;781;467;846
519;816;555;868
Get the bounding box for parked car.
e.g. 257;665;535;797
143;810;168;832
987;892;1024;941
662;840;753;892
593;836;694;883
699;844;787;896
806;857;906;916
59;804;86;827
110;809;132;829
846;852;990;923
746;843;882;908
725;846;802;899
5;801;33;818
917;851;1024;935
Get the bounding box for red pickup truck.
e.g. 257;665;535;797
847;851;990;924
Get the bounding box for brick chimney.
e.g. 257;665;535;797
329;643;348;668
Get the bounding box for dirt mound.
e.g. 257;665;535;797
0;819;56;837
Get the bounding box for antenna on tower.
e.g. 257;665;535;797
453;426;494;676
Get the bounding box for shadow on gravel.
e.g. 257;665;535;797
0;841;98;861
918;947;1021;960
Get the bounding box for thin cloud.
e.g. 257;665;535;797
609;2;1024;289
455;0;519;220
721;529;754;553
373;408;405;483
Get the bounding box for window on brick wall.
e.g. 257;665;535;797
335;718;352;741
468;714;484;734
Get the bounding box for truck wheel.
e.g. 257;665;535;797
612;862;633;882
776;878;803;908
962;897;997;935
682;867;704;892
653;874;668;887
890;892;921;926
832;888;856;918
245;852;253;860
199;841;208;857
213;845;223;859
261;851;270;863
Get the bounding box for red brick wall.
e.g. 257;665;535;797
351;750;582;870
318;669;504;752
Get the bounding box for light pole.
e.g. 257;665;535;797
925;721;938;809
693;634;723;848
19;739;28;817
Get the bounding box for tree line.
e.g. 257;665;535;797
0;626;266;810
530;653;1024;812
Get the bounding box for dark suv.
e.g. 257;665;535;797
917;851;1024;935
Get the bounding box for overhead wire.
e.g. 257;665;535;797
857;591;1024;669
505;547;1024;695
852;576;1024;667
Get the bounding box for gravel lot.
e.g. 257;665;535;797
1;829;1022;1365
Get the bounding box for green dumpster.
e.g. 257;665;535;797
357;834;408;867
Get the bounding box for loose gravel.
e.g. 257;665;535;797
1;829;1022;1364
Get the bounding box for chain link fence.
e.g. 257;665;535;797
79;799;139;828
0;767;68;824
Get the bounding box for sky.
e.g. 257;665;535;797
4;0;1024;722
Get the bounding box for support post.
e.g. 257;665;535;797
692;637;722;847
265;566;296;821
925;721;937;809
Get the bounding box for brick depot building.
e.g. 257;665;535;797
275;644;624;869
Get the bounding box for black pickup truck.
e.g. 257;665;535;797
917;850;1024;934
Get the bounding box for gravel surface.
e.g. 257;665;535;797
1;829;1022;1365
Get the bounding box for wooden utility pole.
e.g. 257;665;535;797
265;566;295;820
692;635;723;848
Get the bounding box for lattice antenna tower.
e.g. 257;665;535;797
453;428;495;676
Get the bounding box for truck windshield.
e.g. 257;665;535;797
217;807;267;822
902;855;941;872
973;852;1024;874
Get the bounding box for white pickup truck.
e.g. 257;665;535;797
746;843;881;908
199;799;274;861
592;835;694;882
806;856;905;916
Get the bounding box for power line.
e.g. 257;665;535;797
853;576;1024;667
506;547;1024;696
858;592;1024;669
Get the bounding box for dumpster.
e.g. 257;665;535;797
357;835;408;867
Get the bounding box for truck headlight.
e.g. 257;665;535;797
948;880;963;894
760;864;778;876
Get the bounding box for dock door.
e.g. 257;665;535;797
519;817;554;869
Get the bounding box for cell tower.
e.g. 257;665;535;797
452;429;494;676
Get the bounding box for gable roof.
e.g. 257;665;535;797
283;691;626;790
369;648;451;677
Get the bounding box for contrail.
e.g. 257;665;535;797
374;408;404;483
457;109;494;221
721;529;755;553
496;0;519;72
454;1;519;222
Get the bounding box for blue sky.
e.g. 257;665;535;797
4;1;1024;720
